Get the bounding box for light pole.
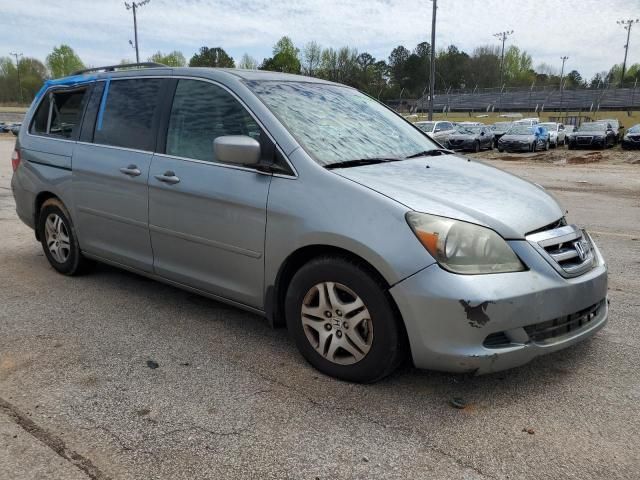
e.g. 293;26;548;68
493;30;514;89
9;52;23;104
559;56;568;114
617;19;639;86
427;0;437;121
125;0;151;63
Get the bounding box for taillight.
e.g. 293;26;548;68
11;149;20;171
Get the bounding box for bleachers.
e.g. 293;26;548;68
412;88;640;112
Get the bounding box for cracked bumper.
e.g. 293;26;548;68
389;240;608;374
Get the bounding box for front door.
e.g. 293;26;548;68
73;78;165;272
148;79;272;308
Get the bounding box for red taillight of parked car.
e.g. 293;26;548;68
11;149;20;171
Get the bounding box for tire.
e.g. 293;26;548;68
545;140;550;151
498;148;504;153
568;143;574;150
285;256;404;383
37;198;93;275
488;140;494;150
474;141;480;153
531;141;536;153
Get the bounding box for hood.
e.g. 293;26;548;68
500;133;535;141
573;129;607;136
449;133;480;141
335;155;563;239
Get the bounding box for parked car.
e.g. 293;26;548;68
567;122;616;150
10;123;21;136
11;65;608;382
498;125;550;152
446;125;494;152
513;118;540;126
564;125;576;136
414;120;457;144
621;124;640;149
490;122;513;147
599;118;623;143
539;122;566;147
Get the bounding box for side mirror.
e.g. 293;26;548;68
213;135;261;166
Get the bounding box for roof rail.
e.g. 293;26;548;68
71;62;167;76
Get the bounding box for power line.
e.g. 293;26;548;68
9;52;23;104
125;0;151;63
617;18;639;86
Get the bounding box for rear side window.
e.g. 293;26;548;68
166;79;261;163
30;88;88;139
94;79;163;151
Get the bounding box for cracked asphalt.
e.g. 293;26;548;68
1;135;639;479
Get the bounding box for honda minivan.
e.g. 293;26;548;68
11;65;608;383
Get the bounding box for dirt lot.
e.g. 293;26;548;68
0;135;639;479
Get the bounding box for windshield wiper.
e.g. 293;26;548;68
405;148;454;159
324;157;403;169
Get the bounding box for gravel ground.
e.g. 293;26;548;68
0;135;639;479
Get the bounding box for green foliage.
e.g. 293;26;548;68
261;36;301;74
189;47;235;68
46;45;84;78
502;46;534;86
0;56;47;104
148;50;186;67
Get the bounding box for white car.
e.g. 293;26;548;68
514;118;540;126
539;122;567;147
414;120;457;144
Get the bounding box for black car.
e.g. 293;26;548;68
490;122;513;147
621;124;640;149
567;122;616;149
446;125;494;152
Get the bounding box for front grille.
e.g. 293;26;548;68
483;299;605;349
629;135;640;142
526;224;595;278
576;136;593;145
524;300;604;343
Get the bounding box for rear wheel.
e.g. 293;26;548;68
285;256;404;383
473;141;480;153
37;198;93;275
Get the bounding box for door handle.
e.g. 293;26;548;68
154;171;180;185
119;165;141;177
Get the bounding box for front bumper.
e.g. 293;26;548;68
447;140;475;151
390;239;608;374
499;142;530;152
622;138;640;149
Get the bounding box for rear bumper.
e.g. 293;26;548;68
11;171;35;229
390;239;608;374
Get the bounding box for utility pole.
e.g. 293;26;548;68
428;0;437;121
125;0;151;63
559;56;568;114
617;19;639;87
493;30;514;89
9;52;23;104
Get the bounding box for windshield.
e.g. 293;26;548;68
416;122;435;132
456;126;482;134
578;123;606;132
492;122;511;130
628;125;640;133
508;126;534;135
247;81;439;166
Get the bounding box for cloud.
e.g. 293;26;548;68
2;0;638;79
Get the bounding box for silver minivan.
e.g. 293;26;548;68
11;65;608;383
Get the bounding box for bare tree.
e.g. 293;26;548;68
303;41;321;76
238;53;258;70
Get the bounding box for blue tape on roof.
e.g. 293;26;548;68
33;74;98;102
96;77;111;132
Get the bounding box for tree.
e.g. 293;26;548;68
46;45;84;78
303;41;322;76
388;45;411;90
565;70;584;88
260;36;301;74
238;53;258;70
148;50;186;67
189;47;235;68
502;45;534;86
0;57;48;103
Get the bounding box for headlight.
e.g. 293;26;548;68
406;212;525;274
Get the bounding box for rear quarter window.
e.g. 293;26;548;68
30;88;89;140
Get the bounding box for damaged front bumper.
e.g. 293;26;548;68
389;239;608;374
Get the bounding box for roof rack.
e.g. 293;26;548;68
71;62;167;76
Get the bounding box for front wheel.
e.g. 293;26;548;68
37;198;93;275
285;257;404;383
474;141;480;153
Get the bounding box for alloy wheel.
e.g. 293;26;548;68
44;213;71;263
301;282;373;365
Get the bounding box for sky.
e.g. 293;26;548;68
2;0;640;81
